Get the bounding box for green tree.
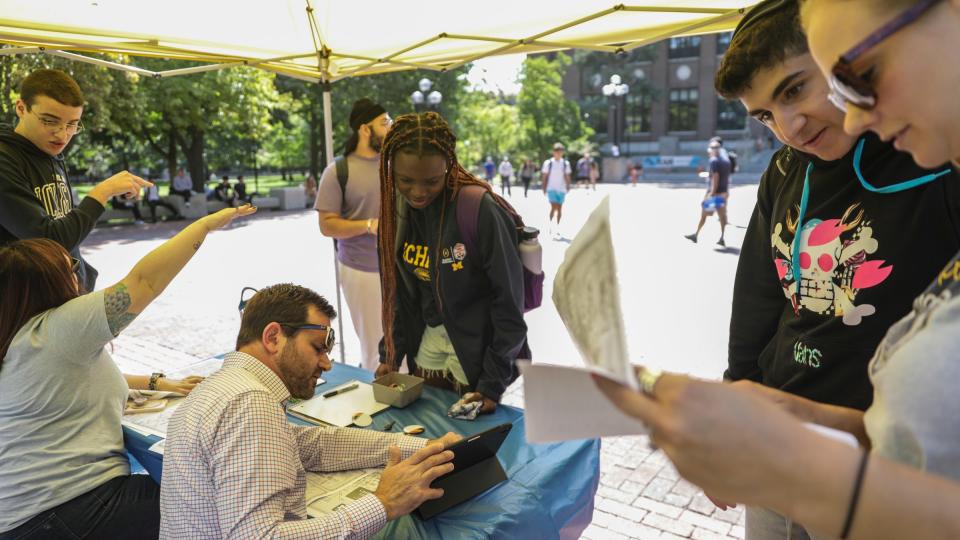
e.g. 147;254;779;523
276;66;472;178
456;91;520;169
516;54;593;161
126;61;279;190
261;95;309;179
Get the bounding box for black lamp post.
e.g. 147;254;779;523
602;74;630;157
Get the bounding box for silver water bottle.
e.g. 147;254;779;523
518;226;543;275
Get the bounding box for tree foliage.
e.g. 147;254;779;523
516;54;593;162
455;91;520;169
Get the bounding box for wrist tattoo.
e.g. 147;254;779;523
104;283;139;337
193;241;202;251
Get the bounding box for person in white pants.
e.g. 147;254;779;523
314;98;393;371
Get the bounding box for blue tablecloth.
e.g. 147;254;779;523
123;361;600;539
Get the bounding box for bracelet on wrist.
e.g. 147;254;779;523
148;372;166;391
840;449;869;539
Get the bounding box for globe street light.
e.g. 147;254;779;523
601;74;630;156
411;77;442;112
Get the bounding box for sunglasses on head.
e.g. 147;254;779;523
827;0;942;112
237;287;335;353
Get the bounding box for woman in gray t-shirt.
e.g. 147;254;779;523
0;205;254;537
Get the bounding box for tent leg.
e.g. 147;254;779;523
321;82;348;367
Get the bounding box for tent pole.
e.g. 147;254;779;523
321;80;346;366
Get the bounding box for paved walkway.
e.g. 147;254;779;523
87;181;753;539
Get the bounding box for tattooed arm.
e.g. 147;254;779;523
102;205;256;335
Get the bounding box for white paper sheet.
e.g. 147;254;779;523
518;361;648;443
305;468;382;517
522;197;650;443
551;197;637;389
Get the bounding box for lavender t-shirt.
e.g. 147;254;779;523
314;154;381;273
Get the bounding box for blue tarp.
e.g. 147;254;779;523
124;360;600;539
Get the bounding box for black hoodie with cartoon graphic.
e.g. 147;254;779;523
0;125;103;291
727;132;960;410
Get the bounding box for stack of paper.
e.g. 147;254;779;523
521;197;648;443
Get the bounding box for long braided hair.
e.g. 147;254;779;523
378;112;519;366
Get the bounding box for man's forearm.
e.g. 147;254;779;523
294;426;425;472
319;214;372;240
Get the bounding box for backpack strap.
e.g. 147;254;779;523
455;185;486;256
334;155;349;210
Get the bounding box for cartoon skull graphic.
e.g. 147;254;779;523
797;219;843;314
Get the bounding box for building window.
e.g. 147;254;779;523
625;93;651;134
668;36;702;59
717;98;747;130
717;32;733;55
669;88;699;131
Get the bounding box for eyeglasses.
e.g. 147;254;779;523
827;0;942;112
29;109;84;135
238;286;258;313
278;322;336;353
70;257;81;272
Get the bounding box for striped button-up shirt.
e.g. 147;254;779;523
159;352;425;539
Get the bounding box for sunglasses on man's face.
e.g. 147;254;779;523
827;0;942;112
278;322;336;353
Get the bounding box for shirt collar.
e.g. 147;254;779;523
222;351;291;403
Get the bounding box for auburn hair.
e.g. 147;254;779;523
0;239;81;367
377;112;519;364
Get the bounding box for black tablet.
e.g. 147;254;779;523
415;422;513;519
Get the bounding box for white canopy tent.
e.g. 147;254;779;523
0;0;758;362
0;0;758;161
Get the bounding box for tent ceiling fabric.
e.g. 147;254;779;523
0;1;759;81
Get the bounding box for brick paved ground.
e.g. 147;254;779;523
90;182;753;539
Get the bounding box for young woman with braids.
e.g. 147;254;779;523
374;112;528;414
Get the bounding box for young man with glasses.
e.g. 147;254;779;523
713;1;960;537
0;69;151;292
315;98;393;371
160;283;460;539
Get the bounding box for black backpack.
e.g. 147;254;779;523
328;156;351;252
335;155;350;207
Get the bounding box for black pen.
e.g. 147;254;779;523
323;382;358;399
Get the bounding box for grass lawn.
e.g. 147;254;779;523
73;174;305;198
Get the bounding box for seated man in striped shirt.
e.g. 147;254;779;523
159;284;459;539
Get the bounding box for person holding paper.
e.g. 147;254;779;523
713;2;960;536
374;112;529;414
160;284;460;539
591;2;960;537
0;205;253;538
594;369;960;540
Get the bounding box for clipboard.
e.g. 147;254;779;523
287;380;388;427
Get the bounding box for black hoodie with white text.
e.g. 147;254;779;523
0;125;103;292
